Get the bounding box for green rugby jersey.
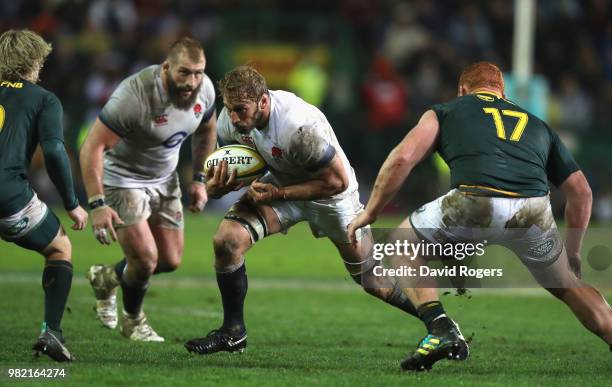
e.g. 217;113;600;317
431;92;579;197
0;79;78;217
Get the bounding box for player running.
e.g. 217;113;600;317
349;61;612;371
0;29;88;362
184;65;428;355
80;37;217;342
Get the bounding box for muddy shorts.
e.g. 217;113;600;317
409;189;563;267
105;173;183;229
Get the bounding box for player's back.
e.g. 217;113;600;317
0;79;57;215
432;92;573;197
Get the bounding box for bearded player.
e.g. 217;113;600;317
80;37;217;341
184;65;432;355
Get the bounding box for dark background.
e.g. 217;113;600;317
2;0;611;219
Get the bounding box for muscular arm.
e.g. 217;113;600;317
364;110;440;218
79;118;121;198
191;112;217;174
247;153;348;203
559;170;592;272
282;153;348;201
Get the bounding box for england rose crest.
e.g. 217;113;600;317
194;103;202;118
271;146;283;159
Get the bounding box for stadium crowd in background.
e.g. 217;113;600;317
1;0;611;219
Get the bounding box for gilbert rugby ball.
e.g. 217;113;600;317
204;144;266;183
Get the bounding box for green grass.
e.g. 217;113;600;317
1;212;611;386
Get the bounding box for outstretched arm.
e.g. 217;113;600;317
348;109;440;244
79;118;124;244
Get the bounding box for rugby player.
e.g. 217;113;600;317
348;62;612;371
184;65;425;355
0;29;88;361
80;37;217;341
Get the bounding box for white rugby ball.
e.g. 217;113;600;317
204;145;266;183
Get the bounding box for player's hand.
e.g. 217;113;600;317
568;253;582;279
188;182;208;213
205;160;244;199
347;210;377;246
91;206;124;245
67;205;88;230
247;180;285;204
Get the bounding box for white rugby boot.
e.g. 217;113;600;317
86;264;120;329
121;311;165;342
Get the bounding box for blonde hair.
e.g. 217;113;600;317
218;65;268;103
0;29;52;81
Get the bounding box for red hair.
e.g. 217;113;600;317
459;62;504;93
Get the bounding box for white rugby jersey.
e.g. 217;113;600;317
217;90;358;199
99;65;215;188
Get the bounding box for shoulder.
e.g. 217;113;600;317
131;65;158;86
116;65;157;99
431;95;469;114
199;74;215;103
21;81;57;104
36;87;63;112
216;107;235;137
272;90;321;136
107;66;156;107
217;107;230;126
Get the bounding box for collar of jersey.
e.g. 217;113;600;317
154;66;169;105
473;90;502;99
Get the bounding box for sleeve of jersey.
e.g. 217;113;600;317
98;81;140;137
37;94;79;211
216;109;238;146
546;131;580;187
288;123;336;173
201;76;216;123
429;102;448;125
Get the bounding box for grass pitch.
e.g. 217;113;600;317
0;212;611;386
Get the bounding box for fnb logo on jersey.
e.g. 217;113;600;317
154;114;168;125
0;81;23;88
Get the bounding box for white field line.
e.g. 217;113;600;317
2;272;608;296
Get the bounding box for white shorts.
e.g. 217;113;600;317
105;173;183;229
0;193;49;240
409;189;563;267
233;174;366;244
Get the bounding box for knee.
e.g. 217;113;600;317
213;231;248;270
126;251;158;280
157;253;181;273
43;233;72;261
350;272;391;299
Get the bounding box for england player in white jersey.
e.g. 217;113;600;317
80;37;217;342
185;65;419;355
